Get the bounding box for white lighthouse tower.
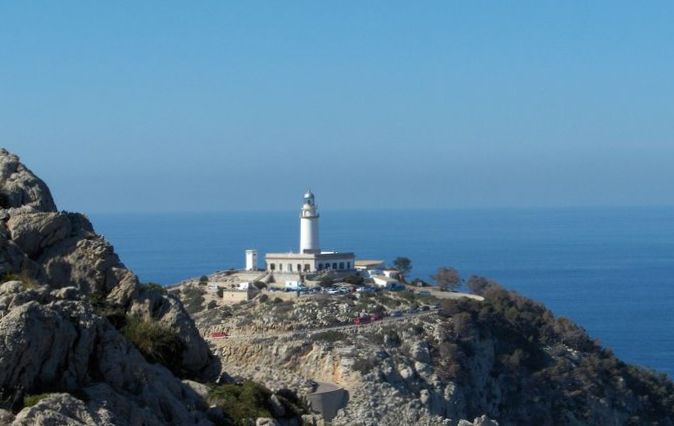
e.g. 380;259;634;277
299;190;320;254
265;191;354;273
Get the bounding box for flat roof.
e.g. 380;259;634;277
355;260;385;266
266;251;354;260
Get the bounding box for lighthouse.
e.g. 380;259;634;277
265;191;354;274
300;190;320;254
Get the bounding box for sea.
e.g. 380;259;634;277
91;207;674;377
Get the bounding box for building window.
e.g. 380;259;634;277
269;263;275;271
288;264;293;272
279;264;283;272
339;262;344;270
304;264;310;272
347;262;351;269
332;263;337;269
318;263;323;270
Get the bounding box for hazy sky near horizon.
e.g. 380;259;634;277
2;2;674;213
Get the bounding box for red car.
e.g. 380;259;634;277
369;313;383;321
210;331;229;339
354;316;371;325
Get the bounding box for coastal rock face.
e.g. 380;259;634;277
0;149;56;213
0;149;218;381
0;149;219;423
0;281;210;425
185;276;674;425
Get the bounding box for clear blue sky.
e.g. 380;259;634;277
2;1;674;213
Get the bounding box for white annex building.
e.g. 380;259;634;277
265;191;355;274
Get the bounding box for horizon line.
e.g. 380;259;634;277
81;204;674;215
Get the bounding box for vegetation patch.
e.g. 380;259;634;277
208;381;273;423
312;330;347;343
352;357;376;375
435;277;674;423
22;393;51;408
181;287;205;314
121;315;186;377
2;272;38;289
140;282;167;295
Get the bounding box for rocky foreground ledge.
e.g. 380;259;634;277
0;149;225;425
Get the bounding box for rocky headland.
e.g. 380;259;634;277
177;273;674;425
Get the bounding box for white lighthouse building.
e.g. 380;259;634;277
265;191;355;274
300;191;320;254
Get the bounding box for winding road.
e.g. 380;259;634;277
207;309;439;344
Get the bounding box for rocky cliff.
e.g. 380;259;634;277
0;149;221;424
184;274;674;425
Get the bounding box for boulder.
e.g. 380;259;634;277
6;212;71;259
0;149;56;213
11;393;100;426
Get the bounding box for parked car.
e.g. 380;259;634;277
210;331;228;339
369;313;383;321
420;305;430;311
354;316;371;325
326;288;340;295
390;310;402;317
407;308;418;314
417;290;431;296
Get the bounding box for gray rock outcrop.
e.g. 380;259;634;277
0;149;56;213
0;149;220;423
0;149;218;381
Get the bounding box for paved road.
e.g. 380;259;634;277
207;309;439;343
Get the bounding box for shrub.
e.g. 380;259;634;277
343;274;364;285
253;281;267;290
2;272;38;289
432;266;461;291
140;282;167;295
181;287;205;314
208;381;273;422
121;316;186;376
199;275;209;285
313;330;347;343
352;357;376;375
23;393;50;408
318;276;334;287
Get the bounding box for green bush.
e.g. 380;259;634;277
2;272;38;289
318;276;334;287
313;330;347;343
208;381;273;423
23;393;50;408
121;315;186;376
181;287;205;314
141;282;167;295
352;357;376;375
343;274;364;285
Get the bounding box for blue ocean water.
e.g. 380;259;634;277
91;207;674;377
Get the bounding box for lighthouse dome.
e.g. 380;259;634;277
303;190;315;205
